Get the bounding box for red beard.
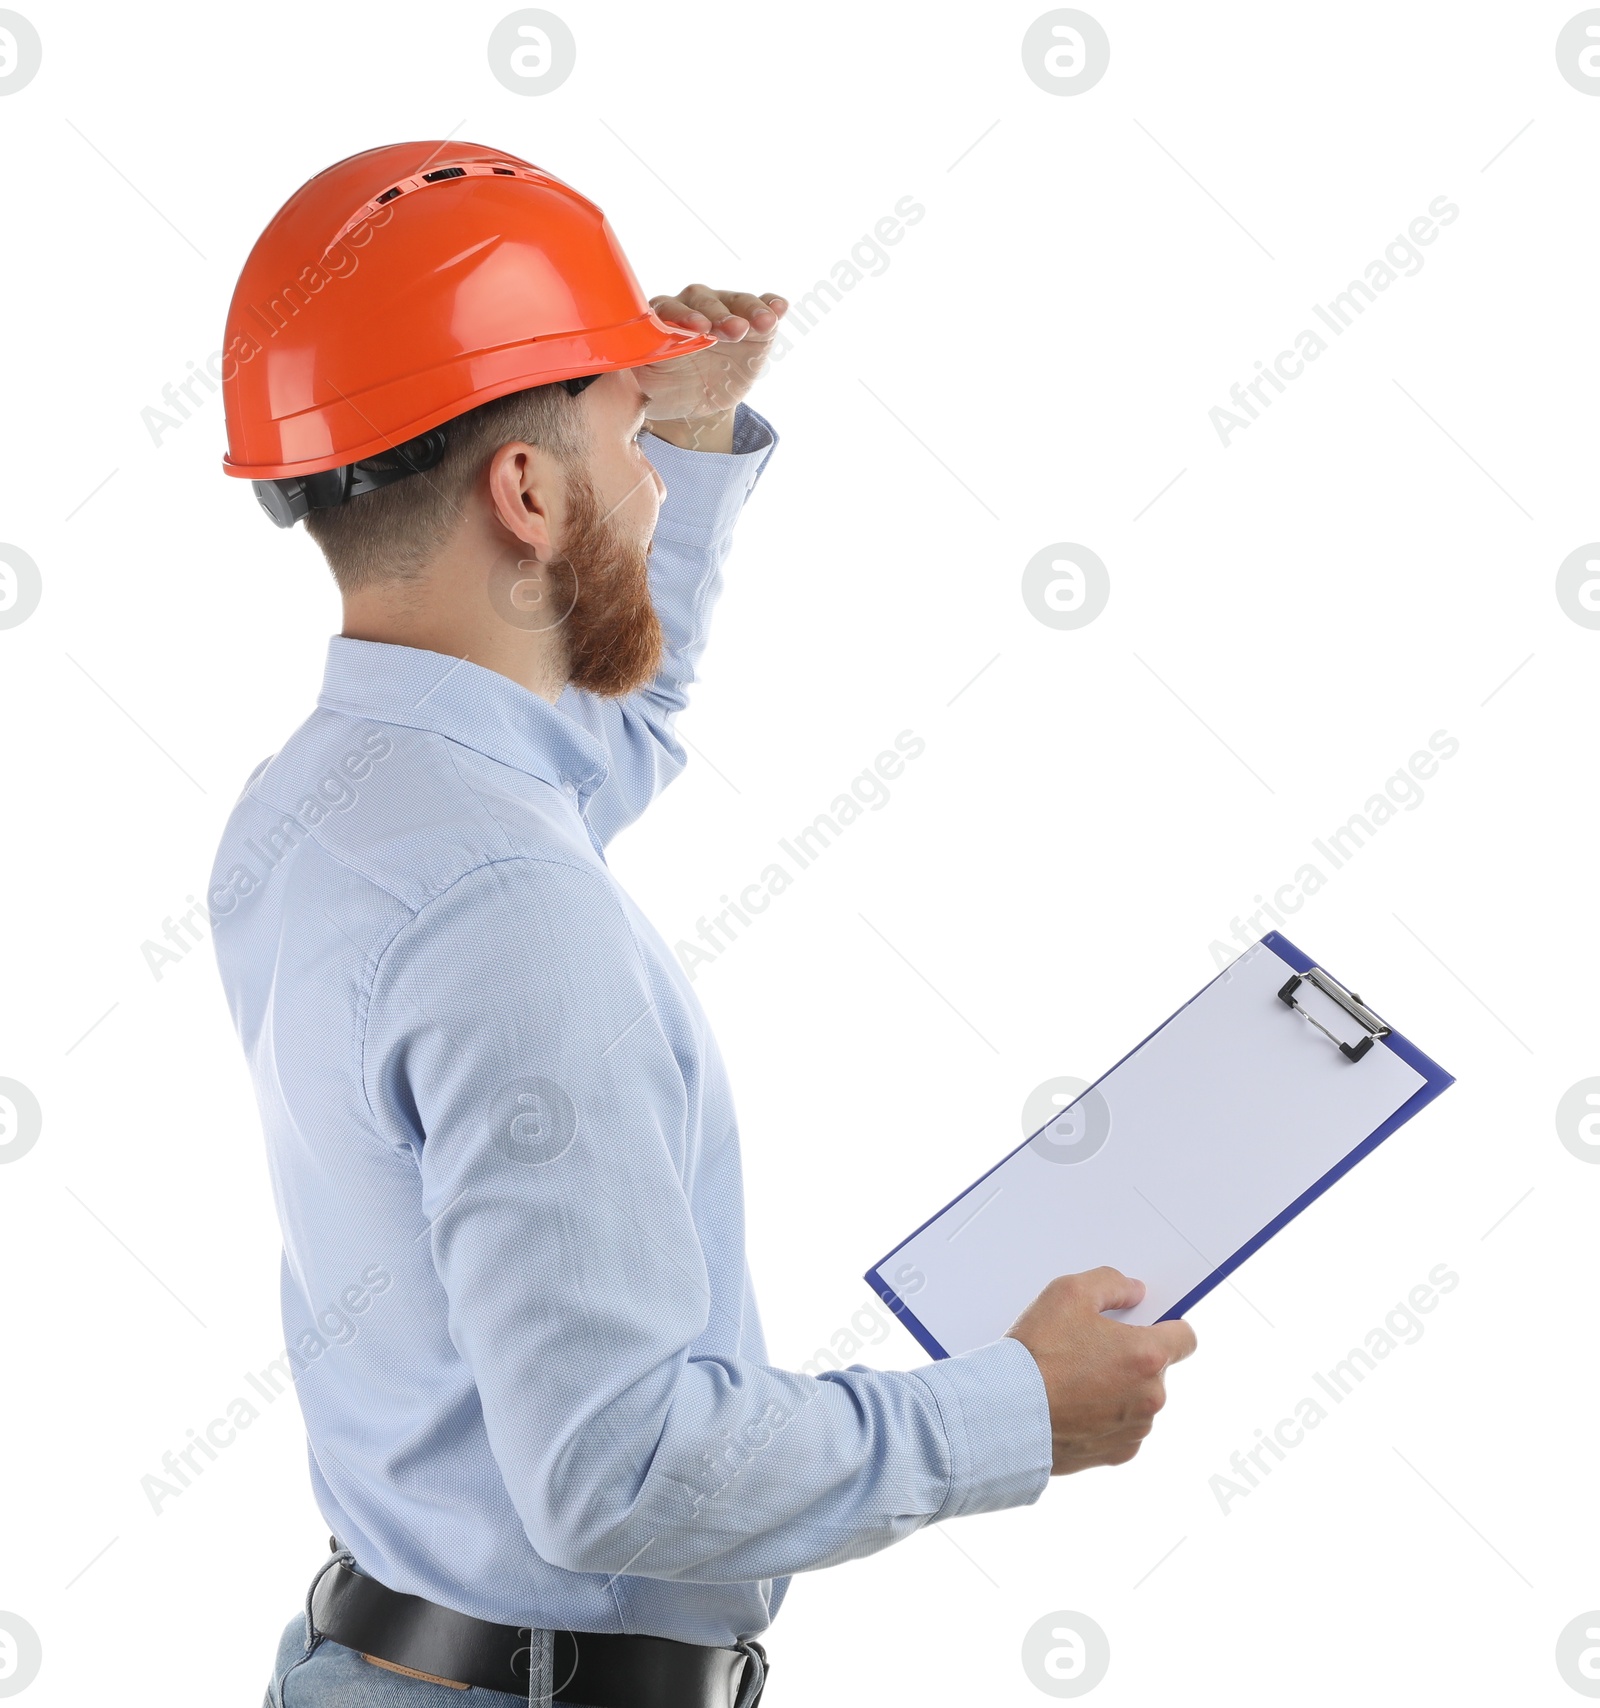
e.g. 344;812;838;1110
546;465;664;699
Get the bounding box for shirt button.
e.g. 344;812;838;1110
562;781;577;796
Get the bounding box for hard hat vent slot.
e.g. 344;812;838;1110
325;159;559;252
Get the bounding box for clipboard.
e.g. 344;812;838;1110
865;931;1454;1357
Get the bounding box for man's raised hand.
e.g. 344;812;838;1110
637;285;788;443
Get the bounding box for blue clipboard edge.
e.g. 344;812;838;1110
863;929;1456;1360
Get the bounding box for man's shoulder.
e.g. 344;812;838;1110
220;708;601;918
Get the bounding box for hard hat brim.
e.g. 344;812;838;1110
222;308;717;481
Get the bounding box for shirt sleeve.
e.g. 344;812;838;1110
555;402;778;849
362;855;1053;1585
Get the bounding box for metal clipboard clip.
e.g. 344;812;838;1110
1277;965;1392;1063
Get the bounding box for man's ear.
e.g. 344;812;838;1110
485;440;558;558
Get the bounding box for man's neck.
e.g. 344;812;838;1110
340;604;571;705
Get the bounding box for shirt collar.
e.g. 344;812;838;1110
315;635;610;802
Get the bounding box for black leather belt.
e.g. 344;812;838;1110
310;1555;767;1706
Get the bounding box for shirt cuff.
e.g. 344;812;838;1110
909;1336;1054;1520
641;402;779;548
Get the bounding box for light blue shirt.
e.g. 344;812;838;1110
209;402;1052;1648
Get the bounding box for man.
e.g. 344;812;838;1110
212;143;1197;1708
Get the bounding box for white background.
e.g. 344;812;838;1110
0;2;1596;1703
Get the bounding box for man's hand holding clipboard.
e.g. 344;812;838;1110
1006;1268;1199;1476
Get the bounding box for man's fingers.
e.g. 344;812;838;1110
716;291;785;332
1145;1317;1198;1367
668;283;737;330
651;293;714;331
652;285;789;339
1074;1265;1147;1315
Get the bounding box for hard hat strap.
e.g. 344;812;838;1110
252;426;446;528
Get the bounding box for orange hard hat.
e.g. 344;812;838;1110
220;140;715;512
